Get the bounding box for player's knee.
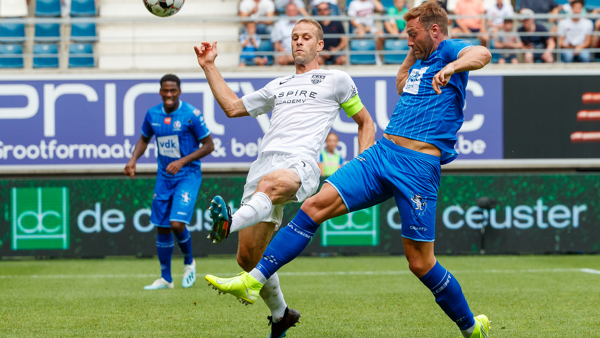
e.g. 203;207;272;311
237;252;259;272
406;255;432;277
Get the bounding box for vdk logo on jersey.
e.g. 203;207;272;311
11;187;70;250
404;66;429;95
311;75;326;84
321;206;379;247
157;135;181;158
410;192;428;218
173;120;182;131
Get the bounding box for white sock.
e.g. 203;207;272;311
249;268;267;284
259;273;287;323
460;323;476;338
230;192;272;233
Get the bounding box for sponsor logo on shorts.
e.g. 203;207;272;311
177;211;187;216
311;75;326;84
181;192;191;205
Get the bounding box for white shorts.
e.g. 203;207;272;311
242;152;320;229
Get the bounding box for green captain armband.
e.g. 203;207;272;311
341;95;364;118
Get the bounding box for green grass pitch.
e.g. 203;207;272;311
1;256;600;337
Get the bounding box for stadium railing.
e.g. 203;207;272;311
0;13;599;69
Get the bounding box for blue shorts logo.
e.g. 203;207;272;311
181;192;191;205
410;192;427;218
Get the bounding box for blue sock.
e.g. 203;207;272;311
175;227;193;265
157;233;174;283
255;209;320;280
419;261;475;330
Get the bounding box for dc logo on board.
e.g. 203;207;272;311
410;192;427;217
173;120;182;131
311;75;326;84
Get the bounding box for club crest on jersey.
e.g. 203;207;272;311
164;117;171;125
410;192;428;217
311;75;326;84
173;120;182;131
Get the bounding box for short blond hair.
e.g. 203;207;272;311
295;18;324;41
404;1;448;36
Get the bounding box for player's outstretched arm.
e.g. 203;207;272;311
352;107;375;154
432;46;491;94
396;48;417;95
124;135;151;178
194;42;249;118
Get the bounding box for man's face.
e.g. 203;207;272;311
394;0;405;8
406;18;436;61
316;3;330;16
159;81;181;108
326;134;338;150
522;18;535;31
292;22;323;65
285;3;299;17
503;21;513;32
572;2;583;14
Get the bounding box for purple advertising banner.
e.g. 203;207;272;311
0;74;502;168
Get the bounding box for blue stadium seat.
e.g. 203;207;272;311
35;0;62;17
35;23;61;42
71;22;97;42
69;43;94;67
0;44;24;68
384;39;409;64
71;0;97;16
350;39;377;65
33;44;59;68
257;39;274;66
381;0;394;11
463;38;482;46
0;22;26;43
586;0;600;9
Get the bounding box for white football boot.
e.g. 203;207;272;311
144;278;174;290
182;259;196;288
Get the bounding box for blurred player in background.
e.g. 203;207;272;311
124;74;214;290
206;2;493;337
318;131;343;176
194;18;375;338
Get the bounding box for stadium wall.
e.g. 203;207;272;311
1;71;600;174
1;174;598;258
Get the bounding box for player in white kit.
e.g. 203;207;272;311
194;18;375;338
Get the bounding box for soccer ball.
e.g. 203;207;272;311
142;0;185;17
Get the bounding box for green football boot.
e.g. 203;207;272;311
205;272;263;305
469;315;491;338
207;195;232;244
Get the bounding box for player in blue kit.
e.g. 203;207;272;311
125;74;214;290
206;2;493;337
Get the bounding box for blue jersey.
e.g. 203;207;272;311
384;39;473;164
141;101;211;178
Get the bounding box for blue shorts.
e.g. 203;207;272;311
326;138;441;242
151;171;202;228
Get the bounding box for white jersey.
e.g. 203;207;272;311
242;69;358;160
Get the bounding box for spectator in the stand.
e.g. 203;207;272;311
311;0;340;12
519;0;560;27
452;0;486;43
347;0;385;50
560;0;587;14
271;3;300;65
274;0;309;16
487;0;515;31
493;18;522;64
317;2;347;65
318;132;344;177
384;0;409;36
518;9;555;63
557;0;593;63
239;0;275;34
240;22;269;67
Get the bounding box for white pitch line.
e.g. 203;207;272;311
0;268;595;279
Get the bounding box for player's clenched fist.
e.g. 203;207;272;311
194;41;218;68
124;160;136;178
432;64;455;95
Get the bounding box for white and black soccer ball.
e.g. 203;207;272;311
142;0;185;17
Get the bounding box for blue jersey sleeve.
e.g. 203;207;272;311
440;39;473;63
141;112;154;138
190;108;211;141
